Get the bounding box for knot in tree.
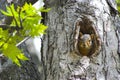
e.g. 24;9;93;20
74;15;101;57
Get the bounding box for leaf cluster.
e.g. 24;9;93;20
0;2;50;66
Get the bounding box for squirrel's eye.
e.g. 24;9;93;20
81;44;84;47
89;39;91;42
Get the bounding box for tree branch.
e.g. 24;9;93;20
0;24;22;31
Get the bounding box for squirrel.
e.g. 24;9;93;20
78;34;93;56
74;17;101;57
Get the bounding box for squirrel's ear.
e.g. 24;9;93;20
90;34;94;39
79;32;83;37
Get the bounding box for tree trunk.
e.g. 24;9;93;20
41;0;120;80
0;0;42;80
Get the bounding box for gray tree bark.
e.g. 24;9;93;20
41;0;120;80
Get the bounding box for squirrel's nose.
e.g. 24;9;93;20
83;43;87;47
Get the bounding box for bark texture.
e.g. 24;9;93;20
42;0;120;80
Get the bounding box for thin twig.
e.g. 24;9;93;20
18;6;23;28
0;24;22;30
16;37;31;47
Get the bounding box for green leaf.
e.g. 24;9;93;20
0;41;4;47
0;4;18;17
2;44;28;66
17;54;29;60
39;7;51;12
14;58;21;66
30;24;47;37
0;9;13;16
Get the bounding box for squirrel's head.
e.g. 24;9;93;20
79;34;92;48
